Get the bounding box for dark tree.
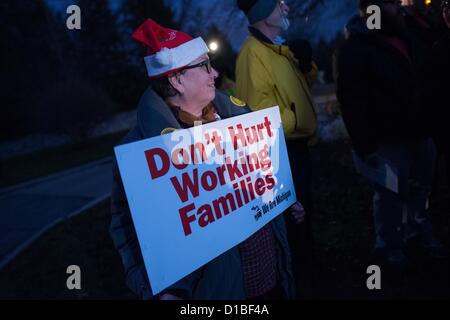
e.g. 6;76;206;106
75;0;125;96
115;0;178;110
119;0;177;32
0;0;61;140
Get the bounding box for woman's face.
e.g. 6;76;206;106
179;54;218;110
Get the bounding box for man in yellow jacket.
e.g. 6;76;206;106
235;0;318;296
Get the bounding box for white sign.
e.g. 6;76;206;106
114;107;296;294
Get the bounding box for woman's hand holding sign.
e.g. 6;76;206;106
290;201;306;224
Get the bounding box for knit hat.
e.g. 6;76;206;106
237;0;278;24
132;19;209;78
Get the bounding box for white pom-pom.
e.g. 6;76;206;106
155;47;173;66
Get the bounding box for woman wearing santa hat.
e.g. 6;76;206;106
110;19;303;300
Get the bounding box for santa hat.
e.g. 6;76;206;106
132;19;209;78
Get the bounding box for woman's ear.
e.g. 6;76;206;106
168;73;184;95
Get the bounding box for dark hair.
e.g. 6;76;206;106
237;0;259;14
150;74;180;99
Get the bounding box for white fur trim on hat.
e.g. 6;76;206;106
155;47;174;66
144;37;209;77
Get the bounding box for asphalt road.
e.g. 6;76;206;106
0;158;113;269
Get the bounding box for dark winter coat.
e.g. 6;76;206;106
336;17;427;156
428;31;450;141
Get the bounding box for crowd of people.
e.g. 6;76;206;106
337;0;449;267
109;0;450;300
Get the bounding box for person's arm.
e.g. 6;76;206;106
289;201;306;224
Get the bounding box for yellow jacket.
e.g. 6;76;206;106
236;35;318;144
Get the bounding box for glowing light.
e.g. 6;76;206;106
209;41;218;52
425;0;432;5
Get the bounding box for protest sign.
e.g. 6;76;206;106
114;106;296;294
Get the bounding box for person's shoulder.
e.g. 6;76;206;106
239;35;269;57
136;87;182;138
214;90;251;118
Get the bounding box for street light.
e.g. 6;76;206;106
209;41;219;52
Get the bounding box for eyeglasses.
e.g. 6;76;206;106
181;59;212;74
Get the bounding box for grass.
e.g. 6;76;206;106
0;131;127;189
0;141;449;299
0;199;135;299
307;141;450;299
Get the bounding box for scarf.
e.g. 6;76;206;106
169;103;218;128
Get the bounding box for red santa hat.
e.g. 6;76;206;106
132;19;209;78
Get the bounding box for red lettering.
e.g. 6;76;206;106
225;157;243;181
239;179;250;204
179;203;196;236
171;148;189;170
211;131;225;155
201;170;218;191
263;116;273;137
198;204;215;227
255;177;266;196
259;145;271;171
246;176;256;200
216;165;227;186
245;126;258;144
144;148;170;179
212;193;237;219
170;169;200;202
265;174;275;190
257;123;266;140
228;124;247;149
190;142;207;164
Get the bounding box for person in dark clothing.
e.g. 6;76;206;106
428;0;450;192
288;39;313;74
337;0;447;267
